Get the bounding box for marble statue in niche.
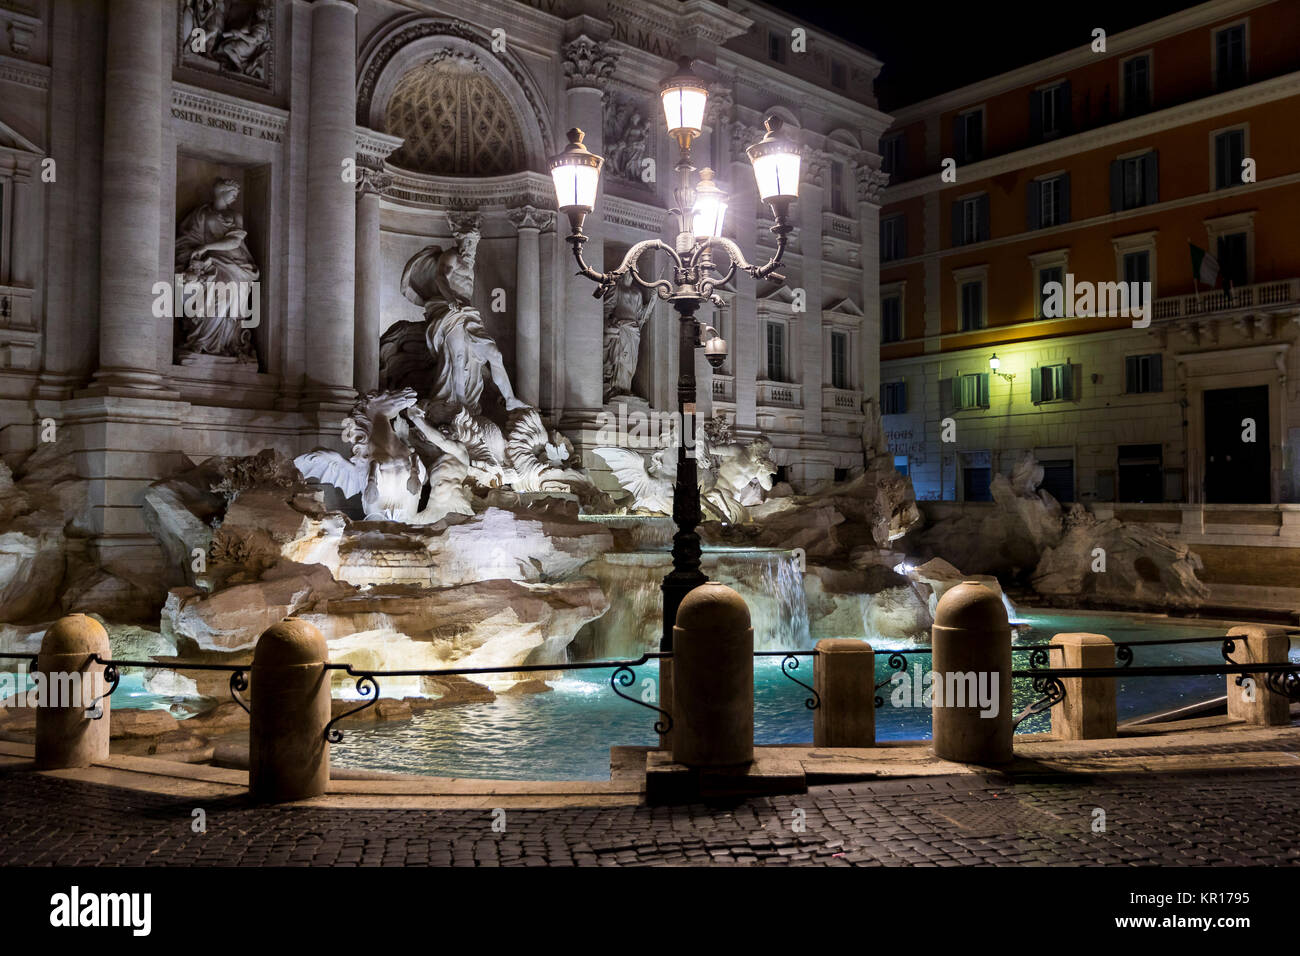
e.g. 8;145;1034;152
399;220;528;422
602;270;656;401
604;93;652;184
180;0;272;85
175;177;259;366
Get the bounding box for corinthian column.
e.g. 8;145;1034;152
304;0;358;409
354;167;390;395
560;34;616;419
88;0;168;394
508;205;553;408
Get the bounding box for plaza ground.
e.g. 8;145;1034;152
0;726;1297;867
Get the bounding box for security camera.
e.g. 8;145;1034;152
704;335;727;369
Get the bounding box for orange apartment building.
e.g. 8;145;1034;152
877;0;1300;507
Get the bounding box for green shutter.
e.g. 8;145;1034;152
979;372;990;407
1031;367;1042;404
951;375;961;409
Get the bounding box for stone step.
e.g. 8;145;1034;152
645;750;806;803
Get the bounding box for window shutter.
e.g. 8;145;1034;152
1070;363;1082;401
1059;81;1073;132
953;115;966;162
951;201;962;246
1151;356;1163;393
1145;151;1159;203
1059;173;1071;223
950;376;961;410
1124;355;1136;393
895;142;906;181
1029;90;1043;140
1031;367;1042;404
1026;180;1040;230
898;217;907;258
979;372;989;406
1109;159;1123;211
977;194;990;241
900;381;908;413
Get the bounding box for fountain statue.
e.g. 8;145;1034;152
602;270;656;401
175;177;259;365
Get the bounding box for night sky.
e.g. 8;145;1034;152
765;0;1207;110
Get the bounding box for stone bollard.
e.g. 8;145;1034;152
930;581;1012;764
671;582;753;768
250;619;331;802
813;639;875;747
1226;624;1292;726
35;614;111;770
1050;633;1116;740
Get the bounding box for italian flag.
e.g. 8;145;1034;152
1190;242;1219;286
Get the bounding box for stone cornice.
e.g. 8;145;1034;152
0;54;47;91
381;168;556;211
171;82;289;137
883;70;1300;204
356;126;403;167
601;193;669;234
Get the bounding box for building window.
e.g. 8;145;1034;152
1218;232;1249;287
1125;353;1162;394
1118;444;1163;503
1111;152;1158;211
880;214;906;262
1214;24;1246;90
952;195;989;246
881;380;907;415
953;372;989;410
881;134;903;178
893;455;909;476
830;331;849;390
1040;459;1075;503
1032;363;1075;403
1122;55;1151;114
955;109;983;163
959;280;984;331
1028;174;1069;230
767;30;787;64
1214;128;1246;189
829;159;846;215
1037;266;1064;317
764;321;786;381
830;58;846;90
881;294;903;343
1123;250;1151;308
1031;82;1070;140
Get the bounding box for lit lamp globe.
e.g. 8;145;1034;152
660;57;709;149
989;354;1001;371
549;128;604;233
691;168;728;240
746;115;801;220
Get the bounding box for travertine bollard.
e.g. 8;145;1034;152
813;639;875;747
671;582;753;768
1226;624;1291;726
931;581;1012;764
1050;633;1116;740
35;614;111;770
250;619;331;801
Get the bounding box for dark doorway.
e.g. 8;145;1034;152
1039;459;1075;503
1203;385;1270;503
1118;443;1163;502
963;466;992;502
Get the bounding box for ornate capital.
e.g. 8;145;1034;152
508;205;555;232
706;86;734;127
447;211;482;238
854;163;890;205
800;146;829;189
355;166;393;196
728;121;764;165
563;34;617;90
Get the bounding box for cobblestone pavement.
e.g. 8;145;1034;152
1;766;1299;866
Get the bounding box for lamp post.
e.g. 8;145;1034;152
549;57;801;655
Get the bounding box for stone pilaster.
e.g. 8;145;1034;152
728;132;760;433
353;167;390;395
560;33;616;428
794;148;829;488
303;0;357;410
856;159;889;420
509;205;552;408
85;0;170;396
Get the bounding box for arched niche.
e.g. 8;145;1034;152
357;16;554;173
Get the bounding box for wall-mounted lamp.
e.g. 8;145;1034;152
989;353;1015;383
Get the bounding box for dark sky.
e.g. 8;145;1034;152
764;0;1207;110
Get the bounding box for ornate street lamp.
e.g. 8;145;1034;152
549;56;801;655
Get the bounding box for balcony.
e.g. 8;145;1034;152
1153;278;1300;322
822;386;863;415
757;380;802;408
822;211;859;243
710;374;735;403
